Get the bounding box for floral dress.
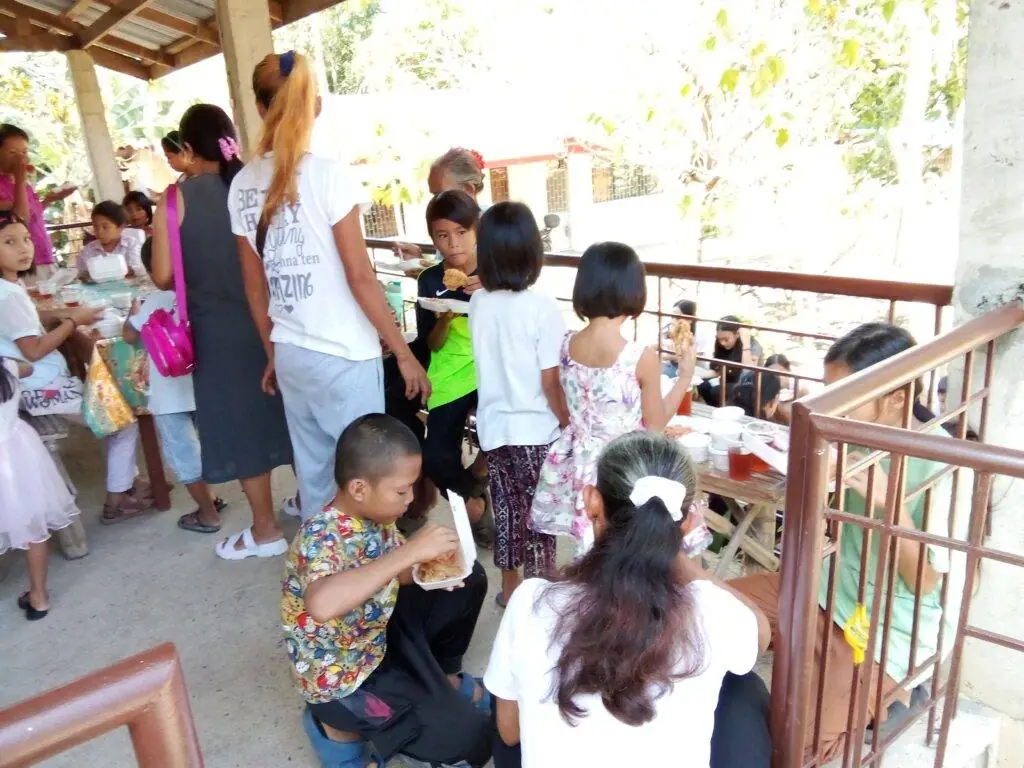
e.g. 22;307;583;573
530;333;645;549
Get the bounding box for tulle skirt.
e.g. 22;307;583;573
0;421;79;554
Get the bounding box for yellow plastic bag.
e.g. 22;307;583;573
843;603;870;665
82;346;136;438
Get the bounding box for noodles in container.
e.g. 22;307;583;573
413;492;476;591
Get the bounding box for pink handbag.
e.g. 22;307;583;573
140;185;195;377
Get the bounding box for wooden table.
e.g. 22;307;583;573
31;277;171;511
688;403;787;575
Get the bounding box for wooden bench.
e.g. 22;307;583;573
24;414;89;560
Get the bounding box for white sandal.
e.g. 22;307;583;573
215;527;288;561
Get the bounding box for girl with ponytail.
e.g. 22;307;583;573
230;51;430;523
485;431;771;768
151;104;293;556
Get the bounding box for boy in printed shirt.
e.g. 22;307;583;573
281;414;492;767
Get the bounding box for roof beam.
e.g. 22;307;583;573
283;0;345;24
0;18;74;52
87;45;152;80
0;0;81;36
136;8;219;46
62;0;93;20
81;0;158;47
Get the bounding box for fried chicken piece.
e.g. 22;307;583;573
442;269;469;291
670;319;694;356
417;551;464;583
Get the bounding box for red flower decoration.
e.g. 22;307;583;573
468;149;485;170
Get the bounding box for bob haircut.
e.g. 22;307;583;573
425;189;480;234
571;241;647;320
92;200;127;228
122;191;154;225
476;201;544;292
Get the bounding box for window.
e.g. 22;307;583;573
489;167;509;203
546;158;569;212
363;203;399;238
591;161;659;203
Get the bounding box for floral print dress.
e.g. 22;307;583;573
530;333;646;549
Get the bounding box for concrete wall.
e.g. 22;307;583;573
953;0;1024;743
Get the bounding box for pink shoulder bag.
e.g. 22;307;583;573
140;185;195;377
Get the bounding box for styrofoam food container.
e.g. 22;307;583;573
416;297;471;315
111;293;133;311
87;253;128;283
712;405;745;422
708;421;743;449
743;422;776;441
413;491;475;591
680;431;711;463
710;446;730;473
742;430;788;475
94;317;123;339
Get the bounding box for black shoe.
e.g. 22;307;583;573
18;592;48;621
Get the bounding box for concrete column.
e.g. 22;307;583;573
65;50;123;203
215;0;274;157
952;0;1024;744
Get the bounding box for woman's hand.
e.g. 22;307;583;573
261;351;277;396
394;242;422;261
396;352;431;403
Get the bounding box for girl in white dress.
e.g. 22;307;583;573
0;357;80;620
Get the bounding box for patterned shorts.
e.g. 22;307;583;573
486;444;557;575
154;411;203;485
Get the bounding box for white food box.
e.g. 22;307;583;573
416;297;470;315
87;253;128;283
742;430;789;476
412;491;476;591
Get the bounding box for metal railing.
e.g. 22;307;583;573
774;301;1024;766
368;238;954;417
0;643;203;767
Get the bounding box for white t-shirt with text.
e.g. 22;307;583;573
228;154;379;361
129;290;196;415
484;577;759;768
468;289;566;451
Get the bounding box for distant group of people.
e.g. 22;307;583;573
0;49;970;768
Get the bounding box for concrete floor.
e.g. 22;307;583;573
0;425;506;767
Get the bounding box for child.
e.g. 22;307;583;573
122;191;154;238
530;242;697;553
733;323;968;763
485;432;771;768
76;200;144;281
416;190;490;544
122;240;223;533
0;356;82;620
0;210;149;522
282;414;492;768
729;369;782;419
470;202;568;607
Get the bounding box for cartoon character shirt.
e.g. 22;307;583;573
281;506;403;704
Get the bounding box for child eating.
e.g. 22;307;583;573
76;200;144;281
282;414;493;768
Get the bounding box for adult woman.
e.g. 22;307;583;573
697;315;763;406
230;51;429;521
151;104;293;558
485;431;771;767
0;124;77;274
733;323;967;763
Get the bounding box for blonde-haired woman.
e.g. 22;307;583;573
230;51;430;521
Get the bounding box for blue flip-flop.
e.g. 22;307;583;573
303;708;382;768
455;672;492;715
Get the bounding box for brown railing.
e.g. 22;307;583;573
0;643;203;767
774;301;1024;767
369;238;954;417
46;220;91;268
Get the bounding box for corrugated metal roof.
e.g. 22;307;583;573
13;0;219;52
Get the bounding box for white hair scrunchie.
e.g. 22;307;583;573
629;476;688;521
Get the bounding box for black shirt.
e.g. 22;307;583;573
414;263;477;358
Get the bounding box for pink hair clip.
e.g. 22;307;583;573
468;149;485;170
218;136;240;162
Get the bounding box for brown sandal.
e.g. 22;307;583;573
101;495;152;525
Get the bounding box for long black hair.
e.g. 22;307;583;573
179;104;243;186
0;359;17;404
824;322;976;439
547;431;705;727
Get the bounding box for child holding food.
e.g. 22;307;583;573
282;414;492;768
530;242;697;554
469;202;568;607
416;189;491;545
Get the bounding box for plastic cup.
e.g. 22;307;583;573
677;389;694;416
728;444;755;481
